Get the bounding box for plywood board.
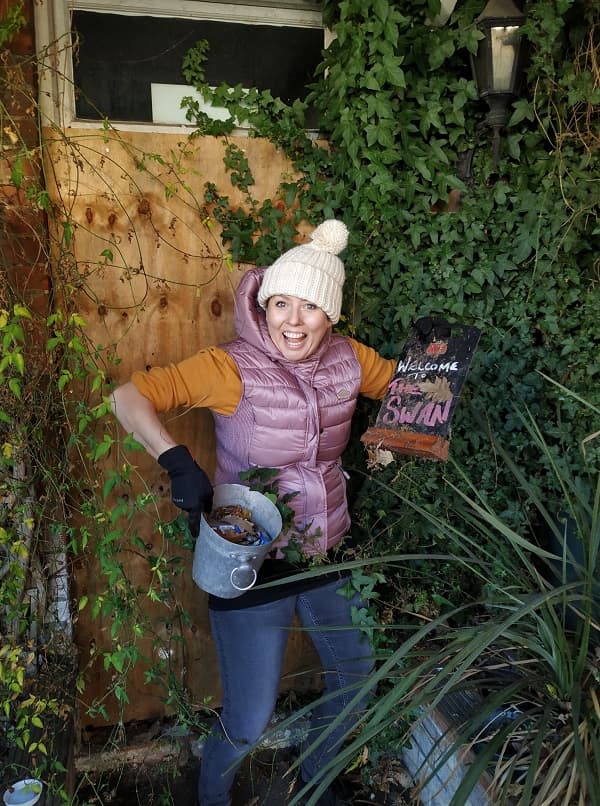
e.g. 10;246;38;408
43;127;320;727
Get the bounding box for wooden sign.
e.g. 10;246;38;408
361;317;481;461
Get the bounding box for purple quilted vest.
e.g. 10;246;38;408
213;268;362;555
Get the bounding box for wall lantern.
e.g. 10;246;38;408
470;0;527;164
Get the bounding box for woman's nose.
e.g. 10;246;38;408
287;305;302;325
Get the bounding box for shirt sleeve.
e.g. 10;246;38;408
130;347;242;416
348;338;396;400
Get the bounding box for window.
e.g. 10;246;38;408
35;1;324;130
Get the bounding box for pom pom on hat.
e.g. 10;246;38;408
309;219;348;255
257;219;349;324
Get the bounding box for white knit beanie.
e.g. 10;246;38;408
257;219;349;324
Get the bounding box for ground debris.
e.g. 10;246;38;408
74;716;419;805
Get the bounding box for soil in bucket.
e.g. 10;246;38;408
207;505;272;547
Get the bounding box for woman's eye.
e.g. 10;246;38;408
275;300;286;308
305;303;316;311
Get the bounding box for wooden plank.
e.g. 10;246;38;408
42;127;321;728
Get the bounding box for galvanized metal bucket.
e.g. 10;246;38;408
192;483;282;599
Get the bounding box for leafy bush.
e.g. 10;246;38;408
183;0;599;603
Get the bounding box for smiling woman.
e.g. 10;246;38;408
110;218;398;804
266;296;332;362
258;220;348;361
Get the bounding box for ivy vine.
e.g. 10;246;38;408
181;0;599;603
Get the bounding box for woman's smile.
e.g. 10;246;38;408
266;295;332;361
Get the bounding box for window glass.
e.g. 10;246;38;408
71;11;323;123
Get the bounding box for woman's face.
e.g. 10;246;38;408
266;295;332;362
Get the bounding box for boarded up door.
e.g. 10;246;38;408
43;128;320;727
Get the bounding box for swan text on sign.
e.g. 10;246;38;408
379;396;453;428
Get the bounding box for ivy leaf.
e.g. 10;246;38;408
10;154;24;189
493;184;507;205
414;158;432;181
514;237;534;264
430;139;450;164
110;652;124;673
363;73;381;92
447;175;468;192
383;55;406;88
506;135;521;159
102;472;120;500
46;336;63;350
508;99;534;126
366;124;379;147
377;126;395;149
384;17;399;47
373;0;388;23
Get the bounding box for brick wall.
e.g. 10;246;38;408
0;0;51;318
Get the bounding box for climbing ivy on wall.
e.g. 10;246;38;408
182;0;599;599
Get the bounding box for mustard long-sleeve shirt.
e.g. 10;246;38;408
132;338;396;414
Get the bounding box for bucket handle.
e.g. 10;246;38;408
230;565;258;591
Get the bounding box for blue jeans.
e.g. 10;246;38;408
198;576;374;805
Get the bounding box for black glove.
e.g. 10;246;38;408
158;445;214;527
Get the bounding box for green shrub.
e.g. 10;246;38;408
183;0;599;602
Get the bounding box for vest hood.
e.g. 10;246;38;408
234;268;276;357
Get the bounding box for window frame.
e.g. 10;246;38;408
35;0;324;132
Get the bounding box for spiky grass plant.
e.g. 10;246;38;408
277;382;599;805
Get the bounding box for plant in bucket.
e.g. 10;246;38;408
192;483;283;598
